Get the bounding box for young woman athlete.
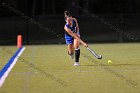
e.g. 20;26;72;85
64;10;88;66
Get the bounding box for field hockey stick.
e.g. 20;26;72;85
87;47;102;59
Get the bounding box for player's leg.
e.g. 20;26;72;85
65;36;75;59
67;44;74;59
74;38;80;66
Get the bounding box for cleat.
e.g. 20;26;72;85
74;62;79;66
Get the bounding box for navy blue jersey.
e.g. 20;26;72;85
65;19;77;35
64;19;80;45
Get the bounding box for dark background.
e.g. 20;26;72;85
0;0;140;45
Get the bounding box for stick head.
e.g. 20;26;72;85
97;55;102;59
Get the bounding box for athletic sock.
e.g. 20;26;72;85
75;48;80;62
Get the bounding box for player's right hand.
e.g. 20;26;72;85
83;42;88;48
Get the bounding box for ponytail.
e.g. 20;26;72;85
64;10;72;20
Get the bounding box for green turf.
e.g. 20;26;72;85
0;43;140;93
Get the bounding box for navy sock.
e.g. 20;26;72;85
75;48;80;62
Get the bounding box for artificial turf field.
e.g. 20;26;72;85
0;43;140;93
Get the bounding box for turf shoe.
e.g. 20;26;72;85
74;62;79;66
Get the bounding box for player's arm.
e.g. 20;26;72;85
73;18;79;32
64;26;88;47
